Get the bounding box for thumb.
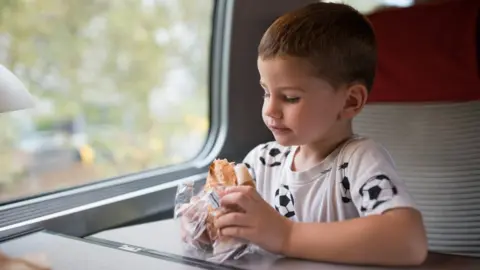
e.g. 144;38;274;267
234;164;255;187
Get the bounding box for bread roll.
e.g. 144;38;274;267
234;164;255;187
203;159;256;244
204;159;255;190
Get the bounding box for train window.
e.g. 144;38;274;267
0;0;213;203
324;0;414;13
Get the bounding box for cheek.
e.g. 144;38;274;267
298;99;339;127
261;102;268;119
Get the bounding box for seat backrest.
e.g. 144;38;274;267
353;0;480;257
355;102;480;257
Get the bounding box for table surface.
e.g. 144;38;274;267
90;218;480;270
0;231;202;270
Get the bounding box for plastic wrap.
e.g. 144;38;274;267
174;179;254;263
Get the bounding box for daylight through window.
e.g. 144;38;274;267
0;0;213;202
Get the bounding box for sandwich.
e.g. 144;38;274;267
203;159;255;254
204;159;255;192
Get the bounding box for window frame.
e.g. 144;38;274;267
0;0;231;241
0;0;312;242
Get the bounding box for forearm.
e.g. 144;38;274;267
282;209;428;266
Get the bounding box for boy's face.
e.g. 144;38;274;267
257;56;354;146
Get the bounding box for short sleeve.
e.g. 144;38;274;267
345;139;418;216
240;143;266;184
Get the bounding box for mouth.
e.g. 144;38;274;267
268;125;291;133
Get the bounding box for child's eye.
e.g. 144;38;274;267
263;93;271;99
284;96;300;103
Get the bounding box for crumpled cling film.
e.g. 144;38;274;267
174;179;254;263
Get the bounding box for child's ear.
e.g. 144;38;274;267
340;83;368;119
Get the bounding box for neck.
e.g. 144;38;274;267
293;124;353;171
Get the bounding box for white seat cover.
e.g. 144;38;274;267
354;101;480;256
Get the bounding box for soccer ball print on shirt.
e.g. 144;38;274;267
258;144;290;168
359;174;398;212
274;184;296;218
242;162;256;183
338;162;352;203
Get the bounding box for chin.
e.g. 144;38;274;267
272;135;298;147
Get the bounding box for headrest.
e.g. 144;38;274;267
367;0;480;103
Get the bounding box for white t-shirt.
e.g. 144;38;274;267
242;135;417;222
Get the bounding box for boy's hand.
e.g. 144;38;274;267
0;252;50;270
180;213;211;246
177;197;212;246
214;186;293;254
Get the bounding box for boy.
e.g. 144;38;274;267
214;2;428;267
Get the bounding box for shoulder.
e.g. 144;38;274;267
337;135;401;189
337;136;417;216
243;141;292;169
341;136;394;167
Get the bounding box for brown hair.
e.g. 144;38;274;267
258;2;377;92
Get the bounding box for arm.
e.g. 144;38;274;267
282;139;429;266
283;208;428;266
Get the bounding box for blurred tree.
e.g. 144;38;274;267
0;0;212;200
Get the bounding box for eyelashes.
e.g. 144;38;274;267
263;93;300;104
285;97;300;103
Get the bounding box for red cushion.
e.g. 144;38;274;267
367;0;480;103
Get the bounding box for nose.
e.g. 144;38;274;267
263;97;282;119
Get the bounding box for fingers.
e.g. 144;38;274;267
214;211;250;229
181;200;208;220
181;214;211;246
180;187;261;248
220;192;249;211
220;186;259;211
213;207;230;218
224;185;256;195
234;163;255;186
177;203;196;219
220;226;254;240
0;254;51;270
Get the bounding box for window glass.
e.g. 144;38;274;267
324;0;414;13
0;0;213;202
